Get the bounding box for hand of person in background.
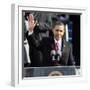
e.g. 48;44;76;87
27;14;37;32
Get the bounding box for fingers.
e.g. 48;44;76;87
27;13;36;31
28;14;34;23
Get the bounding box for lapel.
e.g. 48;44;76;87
62;39;67;52
50;37;66;49
49;37;67;51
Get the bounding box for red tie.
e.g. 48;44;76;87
55;42;59;51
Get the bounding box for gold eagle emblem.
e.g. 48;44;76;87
48;71;63;76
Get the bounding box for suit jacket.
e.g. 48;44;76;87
26;31;75;66
25;29;43;67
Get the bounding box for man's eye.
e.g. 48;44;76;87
56;29;63;32
60;30;63;32
56;29;59;31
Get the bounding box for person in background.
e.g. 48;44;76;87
25;13;44;67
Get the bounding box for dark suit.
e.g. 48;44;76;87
25;25;50;67
26;31;75;66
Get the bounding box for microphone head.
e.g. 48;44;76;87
51;50;56;55
56;50;62;57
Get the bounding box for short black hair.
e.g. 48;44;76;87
52;21;65;29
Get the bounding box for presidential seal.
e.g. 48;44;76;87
48;71;63;76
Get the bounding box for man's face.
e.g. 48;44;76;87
52;25;65;41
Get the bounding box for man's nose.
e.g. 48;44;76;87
57;31;61;34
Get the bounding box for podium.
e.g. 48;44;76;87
24;66;79;77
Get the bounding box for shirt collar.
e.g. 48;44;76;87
54;38;62;45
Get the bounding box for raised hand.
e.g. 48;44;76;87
28;14;37;32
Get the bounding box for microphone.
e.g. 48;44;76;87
51;50;56;61
56;50;62;61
